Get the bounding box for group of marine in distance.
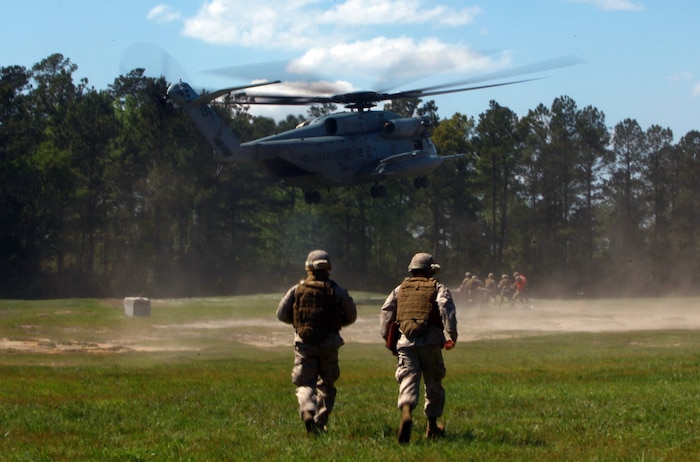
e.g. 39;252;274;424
453;271;532;310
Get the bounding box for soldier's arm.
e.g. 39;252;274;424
276;286;296;324
335;284;357;326
437;283;458;342
380;286;399;339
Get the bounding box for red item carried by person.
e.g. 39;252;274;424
385;322;399;356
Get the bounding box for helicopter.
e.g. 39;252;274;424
166;57;579;203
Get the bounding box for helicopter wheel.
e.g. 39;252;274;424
370;184;386;198
414;176;429;189
304;190;321;204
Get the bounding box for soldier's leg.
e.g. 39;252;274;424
315;346;340;427
418;345;446;418
396;347;421;411
292;344;320;430
395;347;421;444
419;345;447;439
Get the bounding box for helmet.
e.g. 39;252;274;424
501;274;508;279
513;271;520;277
488;273;494;278
464;272;471;278
305;249;331;271
408;253;440;275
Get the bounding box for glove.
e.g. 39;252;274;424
444;339;455;350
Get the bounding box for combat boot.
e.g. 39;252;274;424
426;416;445;439
397;404;412;444
302;410;318;435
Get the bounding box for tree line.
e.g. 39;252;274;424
2;53;698;299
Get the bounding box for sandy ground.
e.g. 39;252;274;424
1;297;698;354
344;297;700;344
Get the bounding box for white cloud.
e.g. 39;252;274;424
182;0;323;48
288;37;499;81
147;4;182;23
569;0;644;11
181;0;480;47
667;72;700;98
692;83;700;98
669;72;694;83
179;0;499;85
319;0;481;26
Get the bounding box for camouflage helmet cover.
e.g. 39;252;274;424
408;253;440;275
305;249;331;271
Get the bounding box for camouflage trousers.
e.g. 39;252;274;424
292;342;340;426
395;344;446;417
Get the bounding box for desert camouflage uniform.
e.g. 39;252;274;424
498;274;514;307
484;273;497;305
277;251;357;432
380;276;458;419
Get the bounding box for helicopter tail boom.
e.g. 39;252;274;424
167;82;250;162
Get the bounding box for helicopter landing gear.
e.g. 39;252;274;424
414;176;429;189
370;184;387;198
304;190;321;204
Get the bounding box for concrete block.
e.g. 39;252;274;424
124;297;151;317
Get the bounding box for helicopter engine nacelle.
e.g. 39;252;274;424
382;117;424;139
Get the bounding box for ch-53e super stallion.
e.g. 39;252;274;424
167;57;578;203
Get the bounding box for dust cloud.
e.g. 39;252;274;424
1;297;698;354
342;297;700;344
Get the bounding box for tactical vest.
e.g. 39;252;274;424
396;277;443;339
293;276;343;345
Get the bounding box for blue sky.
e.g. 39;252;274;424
5;0;699;140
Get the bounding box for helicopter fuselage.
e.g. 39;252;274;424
167;81;458;200
232;111;440;189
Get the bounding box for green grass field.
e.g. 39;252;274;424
0;296;699;461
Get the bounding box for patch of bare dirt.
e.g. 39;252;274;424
453;297;700;341
0;338;130;354
2;298;698;354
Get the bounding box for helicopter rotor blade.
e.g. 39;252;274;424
207;62;349;96
188;80;282;105
208;55;583;109
386;77;543;100
232;78;541;107
408;55;583;94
